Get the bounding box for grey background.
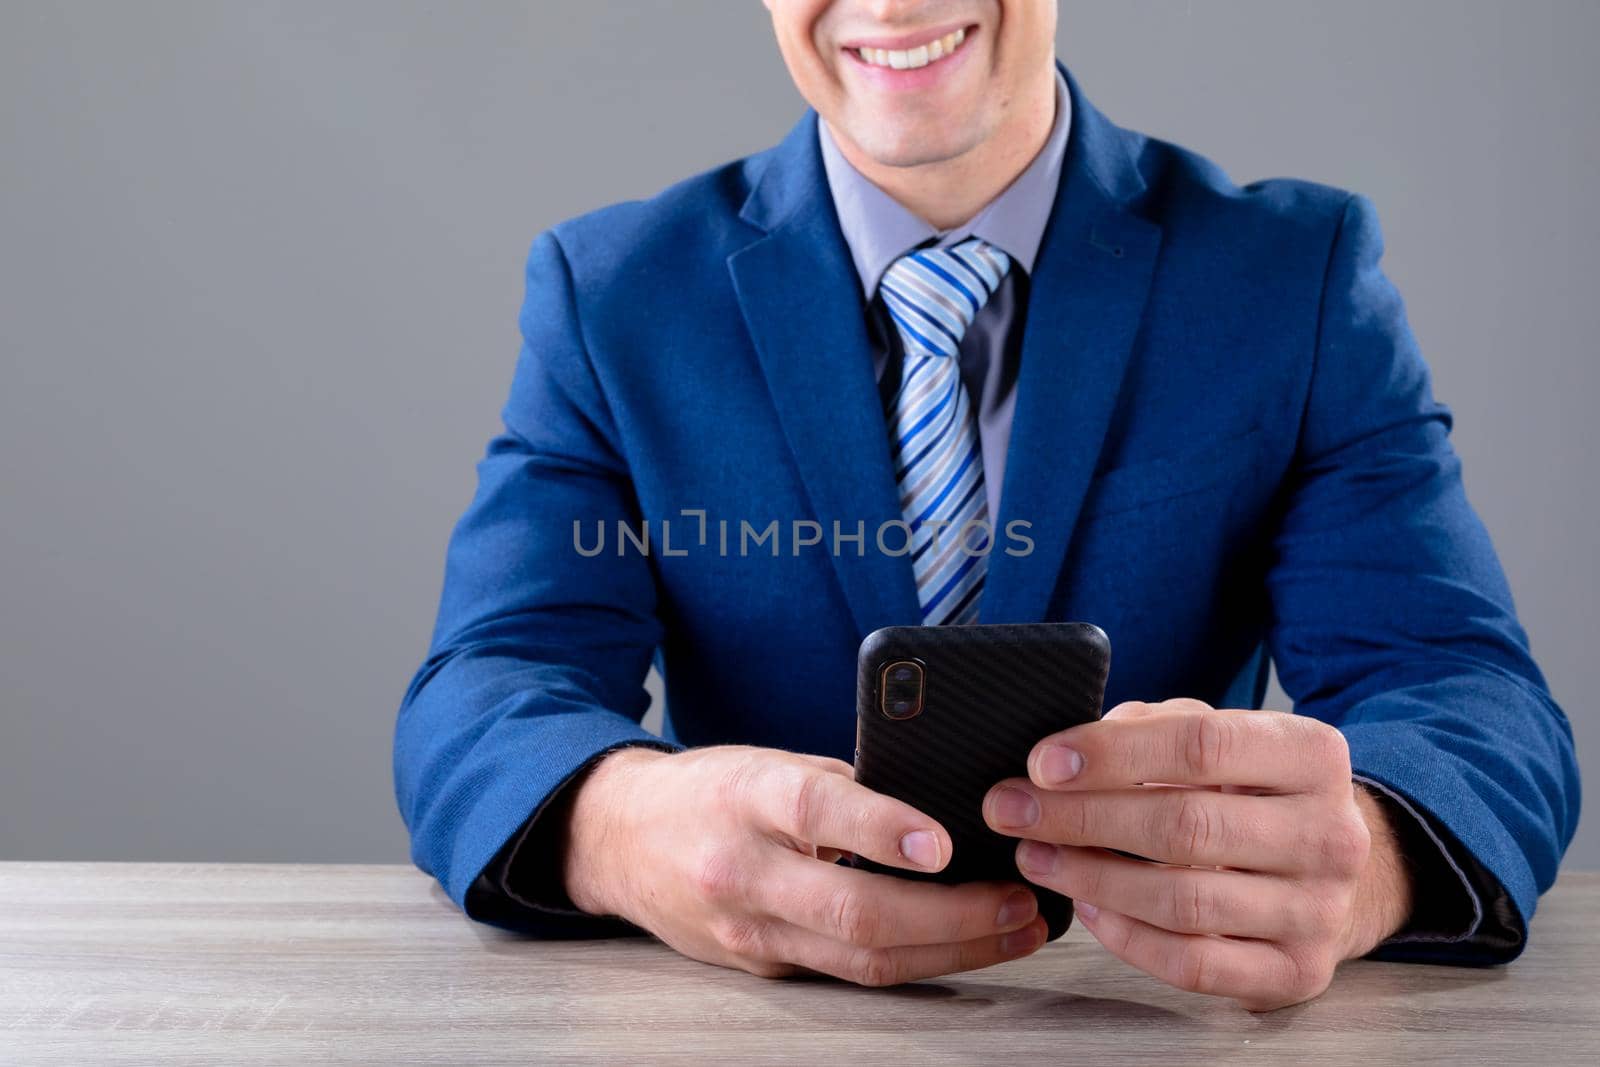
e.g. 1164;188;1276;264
1;1;1594;869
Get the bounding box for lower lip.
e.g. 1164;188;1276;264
843;26;978;92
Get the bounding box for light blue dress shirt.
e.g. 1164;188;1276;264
817;66;1071;524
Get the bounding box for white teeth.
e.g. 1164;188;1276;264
856;28;966;71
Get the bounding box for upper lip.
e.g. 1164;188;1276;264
839;20;973;52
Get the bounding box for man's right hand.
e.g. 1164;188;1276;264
558;745;1047;986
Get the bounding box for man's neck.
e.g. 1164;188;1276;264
826;68;1058;232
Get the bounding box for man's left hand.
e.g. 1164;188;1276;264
982;698;1415;1012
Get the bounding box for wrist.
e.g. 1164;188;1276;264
560;746;671;918
1343;782;1417;957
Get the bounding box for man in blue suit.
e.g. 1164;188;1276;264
395;1;1578;1010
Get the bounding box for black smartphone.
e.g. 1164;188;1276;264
851;622;1111;942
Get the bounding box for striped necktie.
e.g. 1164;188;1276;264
879;236;1011;626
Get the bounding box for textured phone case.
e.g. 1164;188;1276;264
852;622;1111;942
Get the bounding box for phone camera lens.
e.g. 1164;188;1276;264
879;659;925;720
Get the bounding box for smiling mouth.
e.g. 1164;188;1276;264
850;26;972;71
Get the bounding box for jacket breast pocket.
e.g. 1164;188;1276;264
1078;425;1265;521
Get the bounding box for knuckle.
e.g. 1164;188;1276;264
691;847;746;903
810;755;855;777
944;893;992;942
713;915;769;958
1302;722;1352;780
853;946;903;988
1279;893;1320;942
1171;940;1222;995
1183;714;1234;778
1284;950;1334;1003
1173;875;1216;933
716;755;760;813
1100;911;1135;957
1314;721;1352;766
826;884;879;946
1104;699;1149;720
785;768;828;839
1069;854;1110;902
1297;885;1350;941
1058;794;1094;844
851;798;887;853
1171;792;1218;861
1320;813;1371;874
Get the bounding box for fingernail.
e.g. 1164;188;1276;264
1017;839;1058;876
899;830;940;870
990;786;1040;829
1037;744;1083;785
1001;923;1043;956
997;889;1037;927
1076;901;1100;922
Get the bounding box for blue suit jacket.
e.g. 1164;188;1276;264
395;66;1579;960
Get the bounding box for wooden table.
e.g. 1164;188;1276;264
1;863;1595;1064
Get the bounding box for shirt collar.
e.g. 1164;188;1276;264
818;65;1072;299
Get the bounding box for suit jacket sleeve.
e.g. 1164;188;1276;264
393;229;684;936
1264;193;1581;963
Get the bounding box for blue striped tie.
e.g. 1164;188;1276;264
880;236;1011;626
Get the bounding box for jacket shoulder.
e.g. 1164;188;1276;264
537;146;775;293
1122;124;1358;256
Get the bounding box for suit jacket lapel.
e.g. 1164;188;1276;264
726;65;1162;634
727;113;922;638
982;65;1164;624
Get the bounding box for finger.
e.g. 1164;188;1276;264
756;848;1041;948
796;754;855;778
747;761;953;873
1074;904;1321;1011
798;840;848;864
1014;842;1314;939
767;915;1049;987
985;783;1321;873
1027;709;1349;795
1102;698;1207;721
1100;701;1223;792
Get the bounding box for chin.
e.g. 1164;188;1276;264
849;119;982;169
